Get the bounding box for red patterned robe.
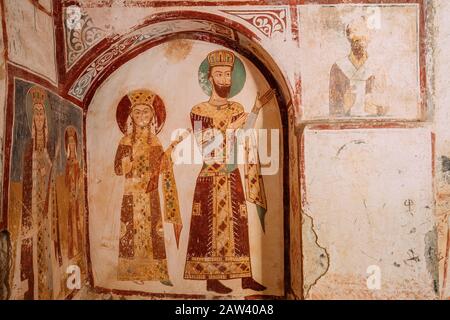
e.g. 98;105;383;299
184;101;266;280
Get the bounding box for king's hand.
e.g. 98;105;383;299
252;88;276;114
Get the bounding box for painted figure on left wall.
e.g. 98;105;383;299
19;86;61;299
0;230;10;300
114;89;186;285
65;127;84;260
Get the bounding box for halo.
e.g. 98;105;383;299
198;55;246;98
116;90;166;135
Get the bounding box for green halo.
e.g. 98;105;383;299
198;55;246;98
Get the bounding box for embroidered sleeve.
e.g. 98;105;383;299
160;152;182;226
114;143;132;176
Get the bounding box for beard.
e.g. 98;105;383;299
351;42;367;59
213;82;231;98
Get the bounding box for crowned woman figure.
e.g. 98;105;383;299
19;86;55;300
114;89;184;285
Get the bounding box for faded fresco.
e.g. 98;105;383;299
2;0;450;301
3;0;57;84
299;4;420;120
0;231;9;299
87;40;284;297
7;80;86;300
114;89;184;284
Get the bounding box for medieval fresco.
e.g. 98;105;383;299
299;4;420;120
87;40;284;297
184;50;274;294
3;0;57;84
0;231;10;299
114;89;184;284
1;0;450;302
7;79;86;299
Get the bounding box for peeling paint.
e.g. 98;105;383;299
425;226;439;296
425;0;437;121
0;230;10;300
163;39;193;63
0;0;448;300
301;212;329;297
441;156;450;173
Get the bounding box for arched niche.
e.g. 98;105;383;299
75;13;301;299
65;11;294;109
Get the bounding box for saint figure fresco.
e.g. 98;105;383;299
329;16;389;117
0;231;10;300
184;50;274;294
114;89;184;285
64;127;84;260
19;86;62;299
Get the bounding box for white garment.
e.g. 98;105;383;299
335;56;374;117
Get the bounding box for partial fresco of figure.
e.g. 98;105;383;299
65;127;84;260
114;89;187;285
184;50;275;294
329;16;389;117
0;230;10;300
19;86;62;300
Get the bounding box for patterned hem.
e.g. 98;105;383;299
184;257;252;280
117;258;169;281
183;272;252;280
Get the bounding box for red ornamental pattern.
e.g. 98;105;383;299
68;20;235;100
222;9;288;38
64;7;107;69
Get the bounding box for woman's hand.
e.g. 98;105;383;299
122;156;133;174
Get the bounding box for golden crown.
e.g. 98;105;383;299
127;89;156;108
29;86;47;106
207;50;235;68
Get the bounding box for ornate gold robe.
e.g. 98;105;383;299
184;101;266;280
114;132;181;281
